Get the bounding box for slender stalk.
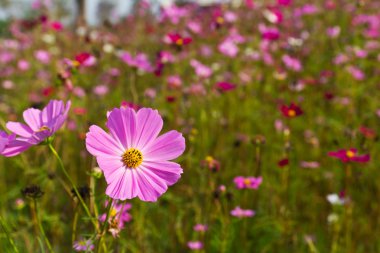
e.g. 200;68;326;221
48;143;99;232
130;69;138;103
72;204;79;245
0;215;20;253
33;199;53;252
95;199;114;253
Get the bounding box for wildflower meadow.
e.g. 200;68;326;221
0;0;380;252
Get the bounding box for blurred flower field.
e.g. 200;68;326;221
0;0;380;252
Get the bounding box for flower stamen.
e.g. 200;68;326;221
122;148;143;168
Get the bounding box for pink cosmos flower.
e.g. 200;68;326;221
99;201;132;237
73;239;94;252
328;148;370;163
219;39;239;57
85;107;185;202
193;224;208;232
282;55;302;72
233;176;262;189
190;60;212;78
6;100;71;149
347;66;365;80
326;26;341;38
187;241;203;250
17;60;30;71
120;52;153;72
34;50;50;64
231;206;255;218
0;131;30;157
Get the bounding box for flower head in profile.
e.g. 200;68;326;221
230;206;255;218
86;107;185;202
6;100;71;150
280;103;303;118
99;201;132;237
233;176;262;189
328;148;370;163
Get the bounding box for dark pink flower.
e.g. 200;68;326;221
215;82;236;92
280;103;303;118
328;148;370;163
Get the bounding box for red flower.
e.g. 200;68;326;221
167;33;192;47
359;126;376;139
280;103;303;118
328;148;370;163
278;158;289;167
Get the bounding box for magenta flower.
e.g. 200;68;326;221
231;206;255;218
328;148;370;163
215;82;236;92
85;107;185;202
6;100;71;149
233;176;262;189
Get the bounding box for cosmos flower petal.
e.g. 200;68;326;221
106;108;137;149
106;169;128;200
96;156;124;181
51;101;71;132
142;160;183;186
143;130;185;161
134;108;163;149
1;140;32;157
22;108;41;131
6;122;33;138
41;100;64;125
135;169;163;202
139;166;168;193
86;125;124;157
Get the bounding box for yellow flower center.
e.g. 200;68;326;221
72;60;80;67
176;38;183;46
216;17;224;24
346;150;355;158
36;126;50;132
244;179;251;186
288;109;296;117
122;148;143;168
110;208;118;217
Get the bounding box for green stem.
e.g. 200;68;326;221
96;199;114;253
48;143;99;232
33;199;53;252
72;205;79;246
0;215;20;253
